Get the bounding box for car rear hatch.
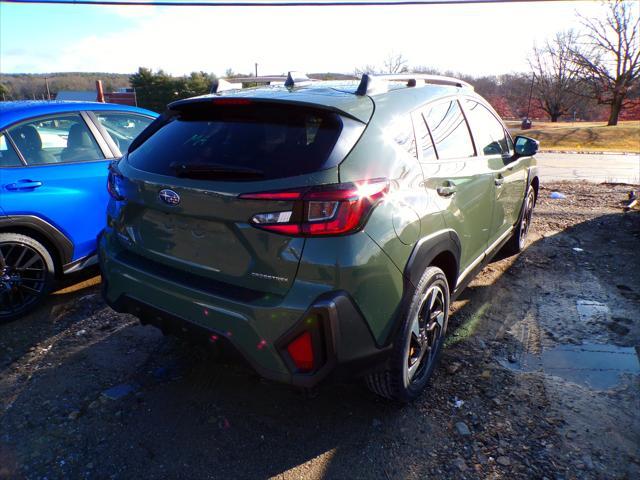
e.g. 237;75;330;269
112;98;368;298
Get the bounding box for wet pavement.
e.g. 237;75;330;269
506;343;640;390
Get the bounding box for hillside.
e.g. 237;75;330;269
1;72;132;100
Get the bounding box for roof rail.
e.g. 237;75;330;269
209;71;313;94
355;73;473;96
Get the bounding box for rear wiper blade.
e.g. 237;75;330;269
170;162;264;179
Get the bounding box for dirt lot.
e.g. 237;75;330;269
1;182;639;480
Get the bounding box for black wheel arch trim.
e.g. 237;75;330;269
382;229;461;347
404;229;461;291
517;167;539;221
0;215;73;266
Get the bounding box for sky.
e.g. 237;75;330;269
0;0;607;77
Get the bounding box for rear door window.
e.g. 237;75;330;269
423;100;475;160
463;100;510;156
92;112;154;153
128;104;343;180
7;113;105;165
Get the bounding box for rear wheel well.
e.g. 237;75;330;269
0;226;62;276
429;251;458;292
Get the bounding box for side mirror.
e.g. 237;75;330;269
514;135;539;157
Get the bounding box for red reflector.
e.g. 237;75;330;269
287;331;314;372
239;191;303;200
212;98;252;105
257;223;301;235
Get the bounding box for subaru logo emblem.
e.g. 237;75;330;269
159;189;180;206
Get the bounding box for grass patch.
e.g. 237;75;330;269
508;120;640;153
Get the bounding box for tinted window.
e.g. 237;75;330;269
8;113;104;165
412;114;437;161
0;133;22;167
387;114;417;159
128;105;342;180
464;100;510;156
423;100;474;160
93;112;154;153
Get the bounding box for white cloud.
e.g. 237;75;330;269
2;1;606;76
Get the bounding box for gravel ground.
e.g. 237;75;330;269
0;181;639;480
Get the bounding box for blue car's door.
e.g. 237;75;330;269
2;111;114;263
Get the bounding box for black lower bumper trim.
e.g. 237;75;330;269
104;289;389;388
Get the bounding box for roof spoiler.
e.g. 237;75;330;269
356;73;473;96
210;71;313;93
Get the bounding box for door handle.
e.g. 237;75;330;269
5;180;43;191
436;185;457;197
494;177;505;187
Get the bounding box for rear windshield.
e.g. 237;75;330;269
127;103;343;180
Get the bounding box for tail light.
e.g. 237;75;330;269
107;169;125;201
239;178;389;236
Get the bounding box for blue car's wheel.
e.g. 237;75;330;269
0;233;55;322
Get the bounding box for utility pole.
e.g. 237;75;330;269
255;63;258;77
44;77;51;100
521;73;536;129
525;73;535;120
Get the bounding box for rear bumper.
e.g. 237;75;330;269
99;231;389;387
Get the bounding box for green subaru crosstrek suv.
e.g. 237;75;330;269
100;72;539;402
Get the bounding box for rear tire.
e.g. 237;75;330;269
0;233;55;323
503;185;535;255
366;266;450;402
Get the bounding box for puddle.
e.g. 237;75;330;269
576;300;610;322
507;343;640;390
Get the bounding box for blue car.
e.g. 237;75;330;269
0;101;157;320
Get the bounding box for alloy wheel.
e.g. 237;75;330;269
0;242;48;317
404;284;446;386
519;190;535;248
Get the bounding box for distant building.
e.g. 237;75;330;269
55;91;98;102
55;83;137;106
103;91;137;106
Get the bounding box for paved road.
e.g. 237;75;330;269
536;152;640;184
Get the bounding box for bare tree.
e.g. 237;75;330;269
410;65;440;75
529;31;583;122
383;53;409;74
353;64;378;76
570;0;640;125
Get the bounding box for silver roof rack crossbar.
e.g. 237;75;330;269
210;71;313;93
227;75;288;84
210;78;243;94
356;73;473;96
285;71;312;88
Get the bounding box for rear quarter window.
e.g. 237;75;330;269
127;104;344;180
0;133;23;167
